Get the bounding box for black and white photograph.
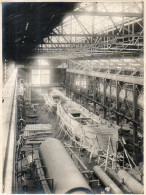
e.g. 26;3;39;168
1;1;144;194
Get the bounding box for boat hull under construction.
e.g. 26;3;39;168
44;89;120;157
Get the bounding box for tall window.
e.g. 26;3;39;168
75;80;80;86
81;80;86;88
31;69;51;85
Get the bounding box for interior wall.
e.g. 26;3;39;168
18;67;66;100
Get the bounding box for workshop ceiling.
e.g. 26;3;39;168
2;2;143;63
2;2;77;62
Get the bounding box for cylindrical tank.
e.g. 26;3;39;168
93;166;123;194
117;169;143;194
40;138;92;194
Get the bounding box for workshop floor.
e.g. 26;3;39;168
16;100;103;194
16;102;59;193
15;95;143;194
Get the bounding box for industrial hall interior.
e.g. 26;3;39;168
1;2;144;194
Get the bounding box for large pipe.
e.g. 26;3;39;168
93;166;123;194
106;169;132;193
106;169;122;186
117;169;143;194
40;138;92;194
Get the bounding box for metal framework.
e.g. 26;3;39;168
64;68;143;161
34;2;143;59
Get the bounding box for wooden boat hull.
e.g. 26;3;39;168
44;89;120;157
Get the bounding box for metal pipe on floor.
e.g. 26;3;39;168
40;138;92;194
106;169;132;193
117;169;143;194
106;169;122;185
93;166;123;194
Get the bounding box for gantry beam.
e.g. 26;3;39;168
37;47;143;51
69;11;143;18
67;69;143;85
36;50;142;56
34;52;142;60
49;34;143;38
40;41;143;45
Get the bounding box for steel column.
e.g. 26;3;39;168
28;86;31;104
85;76;88;108
93;77;97;114
69;73;71;98
116;81;120;125
79;94;81;104
103;78;107;119
133;84;138;163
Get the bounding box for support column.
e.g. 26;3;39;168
79;94;81;104
68;72;71;98
65;73;68;97
65;87;67;97
116;81;120;125
85;76;88;108
69;89;71;99
133;84;138;163
79;77;81;104
28;85;31;104
93;76;97;114
72;74;75;101
103;78;107;119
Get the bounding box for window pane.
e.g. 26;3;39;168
32;69;41;74
41;70;50;74
32;75;40;84
40;75;50;84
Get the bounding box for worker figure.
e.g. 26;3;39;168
31;104;37;115
33;108;37;115
19;118;26;126
18;118;26;131
2;97;4;103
